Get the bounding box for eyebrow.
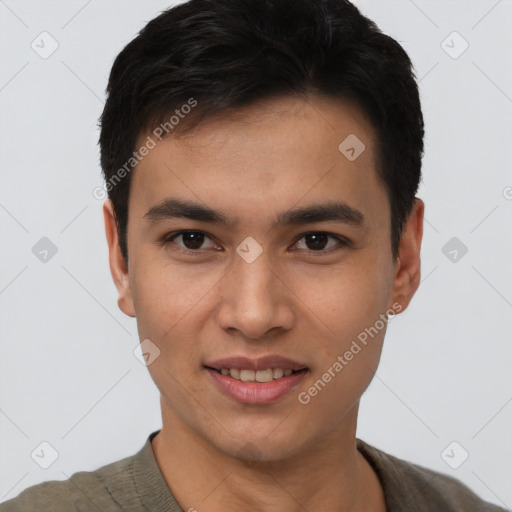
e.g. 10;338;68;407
144;198;365;229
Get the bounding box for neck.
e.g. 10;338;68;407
151;400;386;512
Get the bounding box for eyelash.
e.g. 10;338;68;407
161;230;349;255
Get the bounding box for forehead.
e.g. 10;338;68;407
129;94;388;231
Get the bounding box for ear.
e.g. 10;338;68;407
103;199;136;318
389;198;424;313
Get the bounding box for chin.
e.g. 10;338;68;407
208;423;309;464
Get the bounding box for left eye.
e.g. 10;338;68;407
294;232;346;252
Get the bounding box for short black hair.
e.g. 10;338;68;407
99;0;424;264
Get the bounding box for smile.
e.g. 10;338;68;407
204;366;308;404
209;367;305;382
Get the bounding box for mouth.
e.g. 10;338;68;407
203;355;309;404
205;366;308;382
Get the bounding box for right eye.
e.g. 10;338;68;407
163;230;219;253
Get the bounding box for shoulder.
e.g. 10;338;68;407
357;438;509;512
0;450;137;512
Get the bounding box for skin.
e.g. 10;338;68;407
104;94;424;511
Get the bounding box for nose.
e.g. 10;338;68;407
216;249;295;341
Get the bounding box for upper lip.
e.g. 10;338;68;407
204;355;308;372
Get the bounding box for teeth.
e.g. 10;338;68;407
218;367;302;382
240;369;256;382
255;369;273;383
272;368;284;379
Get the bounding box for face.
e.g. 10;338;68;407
104;94;423;462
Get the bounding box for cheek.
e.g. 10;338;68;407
130;253;221;338
130;261;211;399
295;266;391;425
129;257;230;398
288;252;393;401
292;252;392;334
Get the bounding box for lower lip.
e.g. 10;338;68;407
206;368;308;405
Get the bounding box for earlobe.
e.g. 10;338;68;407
389;198;424;313
103;199;136;318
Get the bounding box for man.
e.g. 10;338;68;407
1;0;506;510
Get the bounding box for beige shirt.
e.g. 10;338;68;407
0;430;507;511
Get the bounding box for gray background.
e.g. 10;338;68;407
1;0;511;508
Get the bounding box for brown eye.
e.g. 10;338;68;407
179;232;206;249
165;231;217;251
294;232;347;252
